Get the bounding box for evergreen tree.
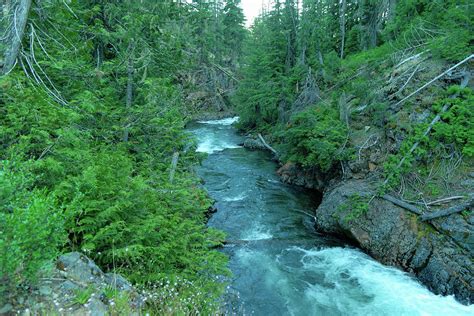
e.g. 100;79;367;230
222;0;246;67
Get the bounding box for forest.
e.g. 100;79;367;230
1;0;473;314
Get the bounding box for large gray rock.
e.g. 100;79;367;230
15;253;143;315
431;214;474;255
314;180;474;304
104;273;133;292
57;252;105;283
243;137;267;151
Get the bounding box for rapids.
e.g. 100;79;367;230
189;117;473;316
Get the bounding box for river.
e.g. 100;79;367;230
189;117;473;316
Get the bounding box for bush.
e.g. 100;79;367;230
383;85;473;189
282;106;348;171
0;160;66;302
433;86;474;157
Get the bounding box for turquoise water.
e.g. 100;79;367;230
190;118;473;316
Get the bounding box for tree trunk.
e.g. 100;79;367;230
339;0;346;59
123;46;134;142
317;49;326;78
1;0;32;75
169;152;180;184
388;0;397;21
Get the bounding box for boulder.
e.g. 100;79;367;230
57;252;105;283
243;137;267;151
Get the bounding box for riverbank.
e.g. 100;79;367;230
242;128;473;305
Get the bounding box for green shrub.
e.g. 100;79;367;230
432;86;474;157
282;106;348;171
0;160;66;302
337;194;370;223
383;85;473;188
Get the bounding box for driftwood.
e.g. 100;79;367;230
427;196;466;206
382;194;423;215
421;198;474;221
383;193;473;221
257;133;278;156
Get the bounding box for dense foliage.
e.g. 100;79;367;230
1;0;472;312
235;0;473;183
1;0;245;312
281;107;348;171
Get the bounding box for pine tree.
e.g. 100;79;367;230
222;0;246;67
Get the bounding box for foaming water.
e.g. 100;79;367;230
198;116;240;125
241;223;273;241
223;192;247;202
189;120;473;315
191;116;242;154
196;138;241;154
292;247;474;316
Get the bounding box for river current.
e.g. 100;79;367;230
189;117;473;316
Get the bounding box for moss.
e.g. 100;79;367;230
336;194;370;224
416;223;437;241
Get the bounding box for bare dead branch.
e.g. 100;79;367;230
421;197;474;221
258;133;278;156
393;54;473;108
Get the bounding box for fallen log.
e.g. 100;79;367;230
382;194;423;215
421;198;474;221
257;133;278;156
426;196;466;206
383;73;470;186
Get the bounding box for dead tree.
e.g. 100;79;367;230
421;198;474;221
339;0;346;59
1;0;32;75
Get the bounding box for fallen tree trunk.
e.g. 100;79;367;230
383;73;470;186
393;53;473;108
421;198;474;221
382;194;423;215
258;133;278;156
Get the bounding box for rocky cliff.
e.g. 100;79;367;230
314;180;473;304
